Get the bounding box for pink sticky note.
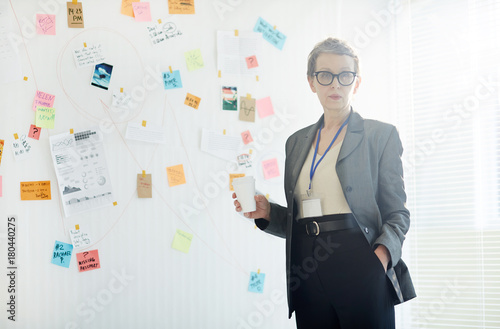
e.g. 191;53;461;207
256;96;274;118
132;2;152;22
245;55;259;69
36;14;56;35
262;158;280;180
28;125;41;140
32;91;55;111
0;176;3;197
76;249;101;273
241;130;253;145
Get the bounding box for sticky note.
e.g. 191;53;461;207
184;93;201;110
262;158;280;180
222;86;237;111
132;2;152;22
185;49;204;71
245;55;259;69
248;271;265;293
67;1;84;28
20;181;51;200
76;249;100;272
36;14;56;35
253;17;287;50
256;96;274;118
120;0;139;17
168;0;195;14
69;227;91;249
166;164;186;187
29;125;41;140
162;70;183;90
229;174;245;191
51;241;73;268
32;90;55;111
0;139;4;165
35;107;56;129
172;229;193;253
239;96;256;122
137;173;152;198
241;130;253;145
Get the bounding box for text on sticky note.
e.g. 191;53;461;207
172;229;193;253
51;241;73;268
20;181;51;200
262;158;280;180
166;164;186;187
76;249;100;272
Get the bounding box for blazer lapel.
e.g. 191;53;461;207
337;110;364;163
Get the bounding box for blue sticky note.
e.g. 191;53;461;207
248;271;265;293
51;240;73;268
163;70;183;90
253;17;287;50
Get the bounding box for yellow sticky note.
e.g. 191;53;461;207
120;87;124;93
166;164;186;187
184;49;204;72
35;107;55;129
121;0;140;17
172;229;193;253
229;173;245;191
23;76;28;81
168;0;195;14
75;224;80;230
13;133;19;140
113;201;118;206
70;128;74;134
184;93;201;110
20;181;51;200
142;120;147;127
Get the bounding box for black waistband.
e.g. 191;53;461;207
297;213;356;236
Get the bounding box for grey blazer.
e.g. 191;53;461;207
255;109;416;318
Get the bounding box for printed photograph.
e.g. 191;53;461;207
90;63;113;90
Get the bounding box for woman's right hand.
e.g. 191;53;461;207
232;193;271;221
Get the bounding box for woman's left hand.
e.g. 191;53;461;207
374;245;390;273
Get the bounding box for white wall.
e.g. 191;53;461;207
0;1;405;328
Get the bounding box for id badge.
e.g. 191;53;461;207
302;198;322;218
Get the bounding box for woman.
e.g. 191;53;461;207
233;38;415;328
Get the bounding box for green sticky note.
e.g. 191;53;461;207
35;106;55;129
184;49;204;72
172;229;193;253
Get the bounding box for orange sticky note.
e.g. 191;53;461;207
76;249;100;272
168;0;195;14
241;130;253;145
20;181;51;200
166;164;186;187
13;133;19;140
0;140;4;166
184;93;201;110
121;0;140;17
229;173;245;191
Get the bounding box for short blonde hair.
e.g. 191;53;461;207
307;37;360;77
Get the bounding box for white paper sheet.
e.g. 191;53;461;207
49;128;114;217
73;43;106;68
125;122;167;144
0;3;22;84
217;31;262;76
201;128;241;162
112;90;134;110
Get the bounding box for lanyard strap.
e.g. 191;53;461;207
309;111;351;191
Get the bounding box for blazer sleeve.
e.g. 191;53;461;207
374;126;410;269
255;203;288;239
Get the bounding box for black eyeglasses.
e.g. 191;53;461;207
313;71;357;86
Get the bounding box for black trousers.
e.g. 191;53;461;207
290;214;395;329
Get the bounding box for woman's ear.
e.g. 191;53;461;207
308;76;317;93
353;75;362;94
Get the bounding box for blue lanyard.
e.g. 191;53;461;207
309;112;351;192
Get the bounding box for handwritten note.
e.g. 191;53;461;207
137;174;152;198
120;0;139;17
12;135;32;161
248;271;265;293
29;124;41;140
0;140;3;165
67;1;84;28
229;173;245;191
239;96;256;122
69;227;91;249
245;55;259;69
256;96;274;118
51;241;73;268
147;20;183;46
166;164;186;187
73;44;105;68
32;90;55;111
237;153;252;169
184;93;201;110
36;14;56;35
172;229;193;253
132;2;151;22
185;49;204;71
163;70;183;90
262;158;280;180
20;181;51;200
241;130;253;145
222;86;237;111
112;89;133;109
36;107;55;129
253;17;286;50
76;249;100;273
168;0;195;14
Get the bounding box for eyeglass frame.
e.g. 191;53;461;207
313;71;357;86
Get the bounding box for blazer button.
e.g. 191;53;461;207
345;186;352;193
364;227;369;234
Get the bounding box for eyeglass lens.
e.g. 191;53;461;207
316;71;355;86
